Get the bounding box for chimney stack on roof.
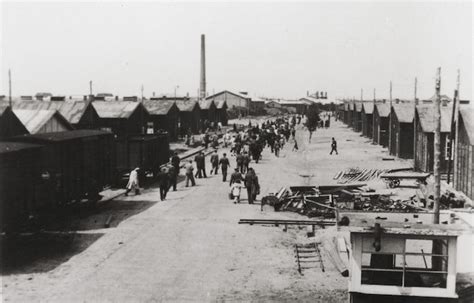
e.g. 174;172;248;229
199;34;206;100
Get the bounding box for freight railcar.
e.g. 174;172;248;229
0;142;42;231
12;130;116;206
115;133;170;180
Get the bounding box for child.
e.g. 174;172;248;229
231;180;242;204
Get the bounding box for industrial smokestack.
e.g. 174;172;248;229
200;34;206;99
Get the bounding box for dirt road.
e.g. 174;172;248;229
2;120;414;302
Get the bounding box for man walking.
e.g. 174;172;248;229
194;152;207;178
185;160;196;187
219;153;230;182
210;150;219;175
157;167;169;201
236;152;244;173
330;137;338;155
171;152;180;175
242;151;250;173
244;167;260;204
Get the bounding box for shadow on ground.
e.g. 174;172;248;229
0;232;104;275
42;199;157;231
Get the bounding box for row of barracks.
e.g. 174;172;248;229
0;96;229;142
337;97;473;200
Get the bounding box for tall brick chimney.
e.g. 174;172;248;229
200;34;206;99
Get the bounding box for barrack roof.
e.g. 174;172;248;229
175;100;199;112
362;102;374;114
416;104;452;132
375;103;391;117
92;101;142;118
13;109;72;134
392;103;415;123
1;100;94;124
143;100;176;115
198;99;214;110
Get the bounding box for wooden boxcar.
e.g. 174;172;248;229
12;130;116;206
115;133;170;179
0;142;42;231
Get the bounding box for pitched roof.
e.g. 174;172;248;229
214;99;227;109
459;107;474;145
143;100;176;115
426;94;452;103
92;101;142;118
362;102;374;114
2;100;93;124
416;104;453;133
175;100;199;112
13;109;71;134
198;99;214;110
375;103;390;117
206;90;251;101
392;103;415;123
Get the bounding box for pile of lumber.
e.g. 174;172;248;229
333;167;388;184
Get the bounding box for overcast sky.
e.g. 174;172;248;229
1;1;472;100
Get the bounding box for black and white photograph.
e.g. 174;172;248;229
0;1;473;302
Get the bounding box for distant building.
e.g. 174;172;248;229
352;102;363;132
198;99;217;125
214;100;228;126
206;90;250;110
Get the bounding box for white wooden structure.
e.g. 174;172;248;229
348;220;467;303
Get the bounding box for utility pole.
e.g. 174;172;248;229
433;67;441;224
141;84;144;102
447;70;460;185
89;80;93;100
361;88;363;101
388;81;393;153
413;77;418;164
373;88;376;101
8;69;12;107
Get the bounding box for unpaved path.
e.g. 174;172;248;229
2;121;415;302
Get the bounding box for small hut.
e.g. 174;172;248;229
143;100;179;141
454;107;473;200
389;103;415;159
361;103;374;138
92;101;149;137
352;102;363;132
175;100;201;135
198;99;217;129
373;103;390;147
414;104;452;173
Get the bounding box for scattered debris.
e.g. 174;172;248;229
333;167;388;184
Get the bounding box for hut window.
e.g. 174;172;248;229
361;238;448;288
146;122;154;134
445;136;454;160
